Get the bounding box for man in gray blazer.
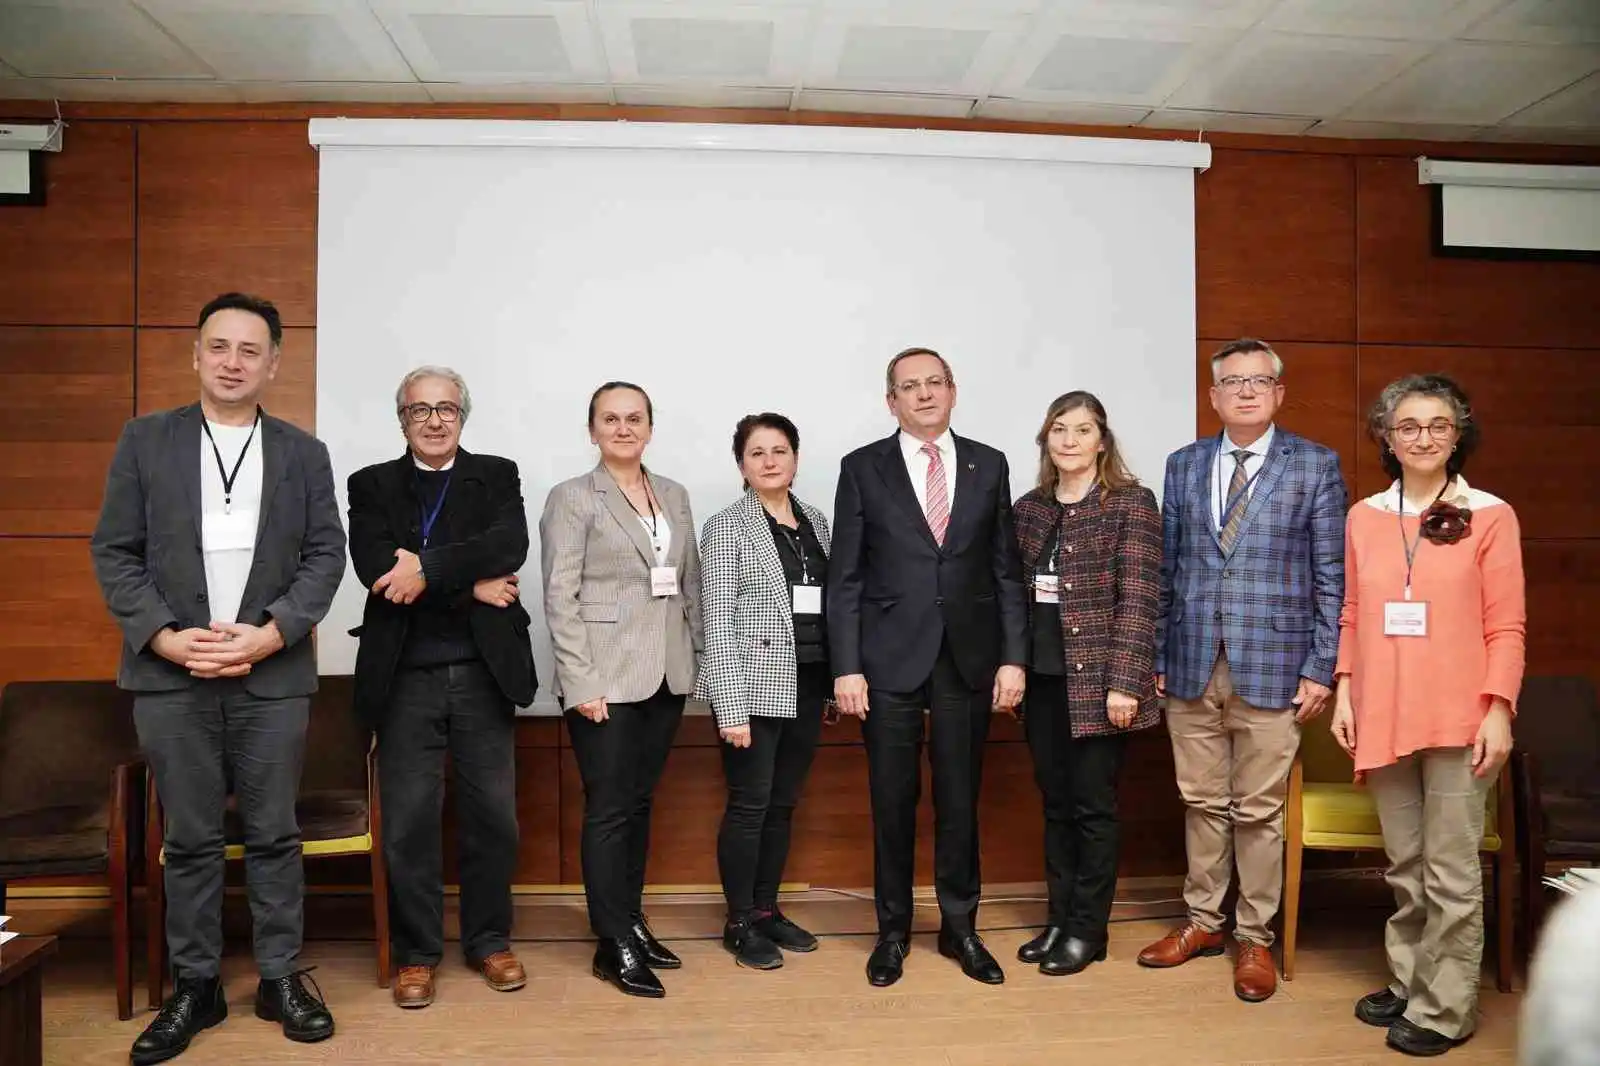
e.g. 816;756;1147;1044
90;293;346;1065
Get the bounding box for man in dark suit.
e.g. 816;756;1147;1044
346;366;537;1010
90;292;345;1064
827;346;1028;987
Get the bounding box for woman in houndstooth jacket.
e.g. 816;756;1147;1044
695;412;833;971
1011;390;1162;978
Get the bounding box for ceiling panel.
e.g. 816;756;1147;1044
0;0;213;78
1166;31;1429;115
422;82;612;103
994;17;1241;104
1500;68;1600;127
1307;119;1487;140
1047;0;1276;30
370;1;604;82
611;84;793;107
596;4;810;85
975;98;1152;124
797;89;977;116
136;0;413;81
1145;107;1317;134
803;5;1026;95
234;80;433;102
1341;40;1599;124
1262;0;1506;41
1;76;241;100
1465;0;1600;45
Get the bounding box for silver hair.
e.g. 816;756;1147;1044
1210;338;1284;382
395;365;471;424
1365;373;1471;443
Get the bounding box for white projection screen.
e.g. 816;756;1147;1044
309;119;1210;712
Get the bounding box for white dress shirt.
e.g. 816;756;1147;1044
900;428;957;517
1212;423;1275;530
199;418;264;625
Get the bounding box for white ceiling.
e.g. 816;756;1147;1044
0;0;1596;143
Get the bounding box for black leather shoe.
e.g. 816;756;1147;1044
594;937;666;999
1387;1018;1468;1057
866;937;909;987
754;907;818;952
130;976;228;1065
1017;926;1063;964
254;970;334;1043
630;914;682;970
1039;936;1106;976
723;916;784;970
938;930;1005;985
1355;988;1408;1028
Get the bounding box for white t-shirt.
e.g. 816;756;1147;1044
199;418;263;625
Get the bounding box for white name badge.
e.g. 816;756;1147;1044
201;509;257;552
792;584;822;615
650;566;679;598
1034;574;1060;604
1384;600;1428;637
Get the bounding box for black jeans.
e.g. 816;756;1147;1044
1024;672;1128;946
377;660;519;967
717;663;828;917
133;681;308;981
566;682;684;939
863;640;991;939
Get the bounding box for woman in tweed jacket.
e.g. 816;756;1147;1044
695;413;832;971
1011;390;1162;977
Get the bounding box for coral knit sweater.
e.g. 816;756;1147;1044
1334;477;1526;775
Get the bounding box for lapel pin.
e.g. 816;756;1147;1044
967;462;975;470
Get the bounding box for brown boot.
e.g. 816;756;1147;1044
1233;940;1277;1002
393;965;435;1008
1136;921;1226;968
479;950;527;992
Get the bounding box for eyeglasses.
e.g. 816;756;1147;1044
400;402;461;423
893;376;951;396
1389;419;1456;443
1217;375;1279;394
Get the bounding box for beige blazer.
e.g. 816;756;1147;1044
539;464;703;708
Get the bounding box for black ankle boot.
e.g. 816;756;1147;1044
130;975;228;1065
630;914;682;969
254;969;335;1043
1017;926;1063;964
723;914;783;970
594;936;666;998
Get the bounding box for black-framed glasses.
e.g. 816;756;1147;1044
1389;420;1456;443
400;402;461;423
1217;374;1279;394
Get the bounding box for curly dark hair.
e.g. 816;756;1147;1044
1365;373;1480;481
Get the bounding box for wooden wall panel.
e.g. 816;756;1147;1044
136;123;318;328
0;327;133;535
1197;150;1356;344
135;326;316;431
1524;541;1600;683
1356;157;1600;349
0;123;135;326
0;538;119;687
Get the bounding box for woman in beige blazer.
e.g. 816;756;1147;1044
539;381;703;999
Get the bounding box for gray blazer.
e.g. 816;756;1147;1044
89;403;347;698
539;465;703;709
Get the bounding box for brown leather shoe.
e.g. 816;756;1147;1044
393;965;435;1008
479;950;527;992
1136;921;1226;968
1233;940;1277;1002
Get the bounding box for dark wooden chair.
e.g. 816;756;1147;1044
0;681;145;1019
1512;675;1600;962
145;676;389;1005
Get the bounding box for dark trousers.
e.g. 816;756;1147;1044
133;682;308;981
1024;672;1128;945
717;663;828;916
377;660;518;967
566;682;684;939
864;640;991;939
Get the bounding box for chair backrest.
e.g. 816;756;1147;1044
1517;676;1600;798
299;676;371;794
0;681;139;817
1298;716;1355;784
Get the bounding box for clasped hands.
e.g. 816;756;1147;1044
372;548;520;609
152;621;284;678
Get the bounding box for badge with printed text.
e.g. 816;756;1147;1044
1034;574;1061;604
650;566;679;598
1384;600;1428;637
792;584;822;615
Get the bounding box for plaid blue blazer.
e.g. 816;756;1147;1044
1155;429;1346;709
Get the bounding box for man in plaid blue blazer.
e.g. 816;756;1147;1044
1139;338;1346;1004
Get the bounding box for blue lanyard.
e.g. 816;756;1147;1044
417;471;452;549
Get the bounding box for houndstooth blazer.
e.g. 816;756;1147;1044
693;489;831;730
539;464;703;709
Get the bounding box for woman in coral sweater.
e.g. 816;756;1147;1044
1330;373;1525;1058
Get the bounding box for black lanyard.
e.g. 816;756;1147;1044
1396;479;1448;600
777;522;813;585
620;470;665;559
415;468;452;549
201;408;260;515
1039;521;1061;575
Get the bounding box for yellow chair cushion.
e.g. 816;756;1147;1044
1301;782;1500;852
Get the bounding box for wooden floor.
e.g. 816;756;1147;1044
36;897;1522;1066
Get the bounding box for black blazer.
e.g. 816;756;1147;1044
826;430;1027;692
346;449;537;727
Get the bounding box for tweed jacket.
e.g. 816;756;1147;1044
539;464;703;709
1014;484;1162;738
694;490;832;730
1155;428;1346;710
